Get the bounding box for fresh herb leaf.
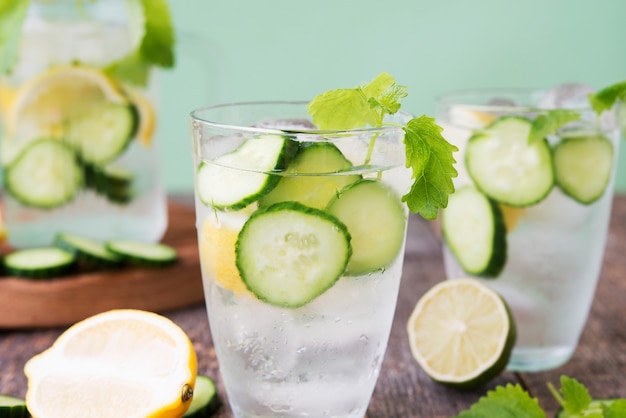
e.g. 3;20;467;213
604;400;626;418
528;109;581;144
402;116;458;220
138;0;175;68
0;0;30;74
453;384;546;418
588;80;626;115
307;73;457;220
560;376;593;415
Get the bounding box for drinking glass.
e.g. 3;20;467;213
0;0;167;248
436;88;620;372
190;101;412;417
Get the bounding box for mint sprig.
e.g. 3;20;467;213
588;80;626;115
455;375;626;418
0;0;175;85
307;72;458;220
528;109;581;144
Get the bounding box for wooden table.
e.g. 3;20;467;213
1;195;625;417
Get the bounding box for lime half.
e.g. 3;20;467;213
406;278;516;389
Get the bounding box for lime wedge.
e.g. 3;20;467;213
406;278;516;389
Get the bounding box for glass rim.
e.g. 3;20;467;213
436;87;594;113
189;100;413;135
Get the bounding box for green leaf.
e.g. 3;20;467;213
138;0;175;68
604;399;626;418
0;0;30;74
454;384;546;418
560;376;593;414
362;71;408;115
402;115;458;220
588;80;626;115
528;109;581;144
105;50;151;86
307;88;376;130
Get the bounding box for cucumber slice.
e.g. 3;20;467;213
235;201;352;308
259;142;362;209
65;102;137;165
4;138;83;208
86;163;135;204
55;232;123;269
196;135;297;210
4;247;76;279
442;186;507;278
0;394;28;418
466;116;554;207
183;375;220;417
326;179;406;276
105;240;178;267
553;133;614;204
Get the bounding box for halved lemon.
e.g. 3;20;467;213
6;65;127;139
25;309;197;418
407;278;516;389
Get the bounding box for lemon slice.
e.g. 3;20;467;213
7;65;127;139
125;86;157;147
200;214;249;295
407;278;516;389
25;309;197;418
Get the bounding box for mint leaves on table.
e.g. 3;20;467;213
454;375;626;418
0;0;175;86
307;72;458;220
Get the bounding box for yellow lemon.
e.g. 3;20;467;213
200;215;249;295
7;65;127;139
24;309;197;418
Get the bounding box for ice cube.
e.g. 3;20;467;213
539;83;595;109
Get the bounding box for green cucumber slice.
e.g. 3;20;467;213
183;375;220;417
259;142;362;209
55;232;123;269
235;201;352;308
4;138;83;208
4;247;76;279
196;135;296;210
326;179;406;276
86;163;135;204
466;116;555;207
105;240;178;267
553;133;614;204
65;102;137;165
442;186;507;278
0;394;28;418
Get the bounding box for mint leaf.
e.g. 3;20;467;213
528;109;581;143
138;0;175;68
560;375;593;414
588;80;626;114
307;88;377;130
362;72;408;115
105;50;151;86
402;116;458;220
454;384;546;418
604;399;626;418
0;0;30;74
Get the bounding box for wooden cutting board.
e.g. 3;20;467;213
0;201;204;329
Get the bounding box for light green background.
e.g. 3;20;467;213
158;0;626;193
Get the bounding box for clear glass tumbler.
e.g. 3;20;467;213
190;101;412;417
0;0;168;248
437;88;620;372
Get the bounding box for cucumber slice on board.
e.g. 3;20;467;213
65;102;137;165
553;133;614;204
4;247;76;279
196;135;297;210
442;186;507;278
0;394;28;418
466;116;555;207
259;142;362;209
182;375;220;417
4;138;83;208
326;179;406;276
235;201;352;308
55;232;123;269
105;240;178;267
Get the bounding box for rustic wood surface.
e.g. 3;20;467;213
1;195;625;417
